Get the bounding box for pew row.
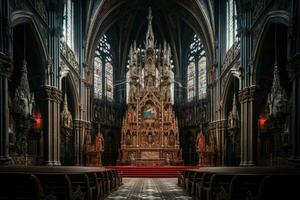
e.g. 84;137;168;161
178;167;300;200
0;166;122;200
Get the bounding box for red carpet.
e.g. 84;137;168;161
103;166;205;177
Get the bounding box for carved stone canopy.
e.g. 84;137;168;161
228;94;240;130
265;62;288;118
13;60;35;118
61;92;73;130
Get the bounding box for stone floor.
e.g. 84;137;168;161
105;178;192;200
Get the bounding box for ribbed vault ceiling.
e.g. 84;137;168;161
85;0;215;78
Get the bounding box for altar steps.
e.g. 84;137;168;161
104;166;204;177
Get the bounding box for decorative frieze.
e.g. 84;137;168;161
60;41;79;72
222;41;240;73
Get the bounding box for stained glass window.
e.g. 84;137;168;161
226;0;238;50
198;57;207;99
62;0;74;49
105;62;113;100
187;60;196;101
94;56;102;99
94;35;114;101
187;34;206;101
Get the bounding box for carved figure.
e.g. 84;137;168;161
196;132;205;152
61;93;73;130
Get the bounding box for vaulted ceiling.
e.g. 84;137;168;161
85;0;215;79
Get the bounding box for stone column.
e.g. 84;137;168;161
39;86;62;166
0;57;12;165
289;0;300;167
290;54;300;166
73;120;85;165
238;86;256;166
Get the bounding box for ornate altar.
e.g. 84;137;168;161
117;8;182;166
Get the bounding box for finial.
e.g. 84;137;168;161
146;7;154;49
148;7;152;21
64;92;68;108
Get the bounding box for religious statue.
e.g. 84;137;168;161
129;152;135;165
147;132;153;145
196;132;205;152
130;84;137;102
126;132;132;145
61;93;73;132
164;133;169;147
96;133;104;152
14;89;29;117
169;132;175;146
165;153;171;165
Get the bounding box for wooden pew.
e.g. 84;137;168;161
0;166;116;200
95;171;110;198
224;174;265;200
36;173;73;200
256;174;300;200
0;173;47;200
67;173;92;200
182;167;300;200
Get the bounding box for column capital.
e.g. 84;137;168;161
38;86;62;103
51;87;62;103
238;85;257;103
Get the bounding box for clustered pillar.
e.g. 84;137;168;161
39;86;62;166
238;86;256;166
0;59;12;165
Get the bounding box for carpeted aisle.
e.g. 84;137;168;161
105;178;191;200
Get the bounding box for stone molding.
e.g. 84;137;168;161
38;86;62;103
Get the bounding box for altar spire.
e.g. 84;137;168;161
146;7;154;49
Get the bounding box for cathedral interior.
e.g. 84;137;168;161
0;0;300;199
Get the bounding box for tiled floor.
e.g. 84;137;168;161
105;178;191;200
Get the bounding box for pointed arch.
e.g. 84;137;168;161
10;11;48;64
252;11;290;85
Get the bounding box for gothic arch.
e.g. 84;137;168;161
220;70;241;119
60;72;80;120
10;11;48;64
252;11;290;85
85;0;127;70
